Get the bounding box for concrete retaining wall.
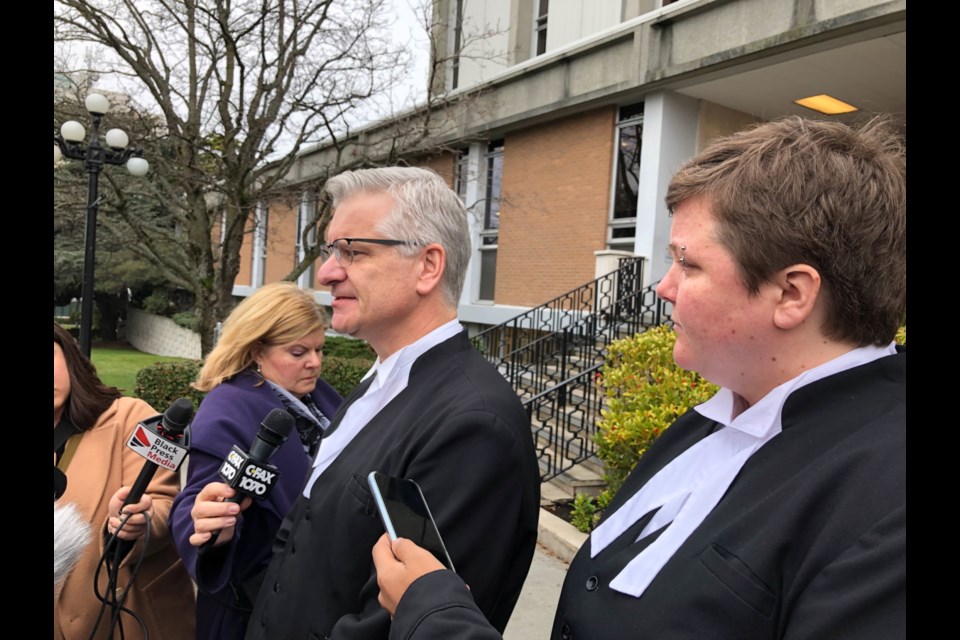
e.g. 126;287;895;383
126;308;202;359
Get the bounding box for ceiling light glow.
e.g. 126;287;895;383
794;94;859;115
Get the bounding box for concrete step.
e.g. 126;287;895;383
534;433;607;503
542;455;606;497
540;479;573;506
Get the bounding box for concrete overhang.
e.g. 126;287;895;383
284;0;905;185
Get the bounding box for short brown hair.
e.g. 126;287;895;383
53;322;123;431
666;116;906;346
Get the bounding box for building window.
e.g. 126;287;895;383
454;148;470;201
252;202;268;286
297;190;317;287
480;140;503;301
535;0;549;56
451;0;465;89
608;103;644;251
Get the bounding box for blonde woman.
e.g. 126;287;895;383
169;282;342;639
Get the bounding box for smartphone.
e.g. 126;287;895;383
367;471;456;572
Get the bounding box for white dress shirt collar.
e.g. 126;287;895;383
696;342;898;436
303;320;464;496
361;318;464;394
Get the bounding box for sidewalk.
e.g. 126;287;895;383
503;509;588;640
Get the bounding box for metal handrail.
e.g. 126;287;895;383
474;257;644;360
475;256;672;481
525;363;604;481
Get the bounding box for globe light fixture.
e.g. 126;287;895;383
53;92;149;356
126;156;150;177
61;121;86;142
105;128;129;150
84;93;111;115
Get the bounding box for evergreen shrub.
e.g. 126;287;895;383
134;339;376;413
324;336;376;360
172;312;200;332
134;360;206;412
321;356;374;397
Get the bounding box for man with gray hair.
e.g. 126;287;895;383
191;167;540;640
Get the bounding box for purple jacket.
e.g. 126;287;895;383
170;370;342;640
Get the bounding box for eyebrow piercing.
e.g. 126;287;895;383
678;245;687;266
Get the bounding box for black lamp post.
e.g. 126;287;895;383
54;93;149;357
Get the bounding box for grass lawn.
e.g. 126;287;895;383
91;342;188;395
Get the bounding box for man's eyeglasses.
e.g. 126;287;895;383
318;238;417;267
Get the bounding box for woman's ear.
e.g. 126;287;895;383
771;264;821;330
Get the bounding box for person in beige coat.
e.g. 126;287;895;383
54;323;195;639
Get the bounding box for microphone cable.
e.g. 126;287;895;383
87;510;153;640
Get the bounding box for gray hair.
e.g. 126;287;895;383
324;167;470;307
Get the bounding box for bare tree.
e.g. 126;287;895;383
55;0;407;354
54;0;509;354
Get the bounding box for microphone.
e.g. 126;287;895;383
54;466;68;501
200;408;294;552
54;502;92;586
121;397;195;510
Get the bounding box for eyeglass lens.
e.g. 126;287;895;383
320;239;353;266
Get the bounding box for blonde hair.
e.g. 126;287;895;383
193;282;327;391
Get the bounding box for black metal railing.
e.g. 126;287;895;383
474;256;673;480
474;257;643;364
525;364;603;481
475;257;672;400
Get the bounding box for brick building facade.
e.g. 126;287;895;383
228;0;905;333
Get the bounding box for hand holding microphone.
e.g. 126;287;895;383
108;398;194;545
194;409;294;552
106;490;154;541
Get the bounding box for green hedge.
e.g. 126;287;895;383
324;336;376;360
321;356;374;397
172;311;200;332
134;351;375;411
134;360;206;413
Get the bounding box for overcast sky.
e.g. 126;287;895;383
380;0;432;112
56;0;434;150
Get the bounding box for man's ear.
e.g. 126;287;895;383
771;264;821;330
415;243;446;296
